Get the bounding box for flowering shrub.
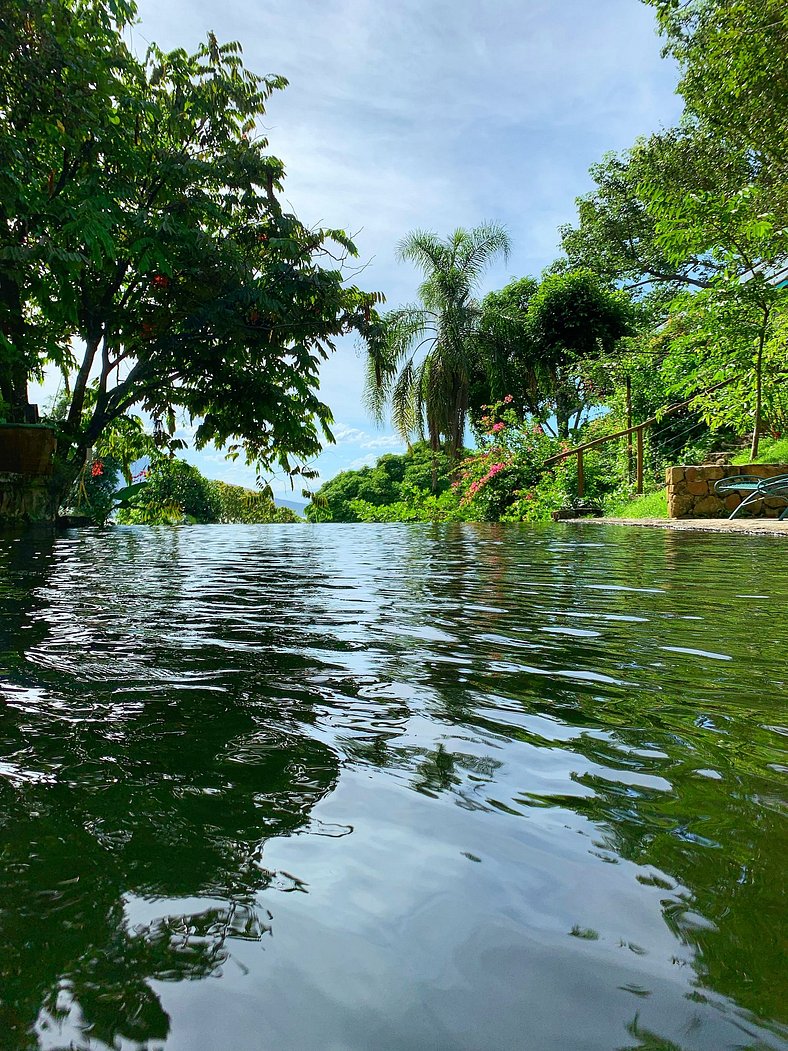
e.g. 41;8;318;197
66;455;123;523
455;399;574;521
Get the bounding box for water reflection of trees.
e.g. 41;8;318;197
0;529;339;1050
1;524;786;1048
331;525;787;1033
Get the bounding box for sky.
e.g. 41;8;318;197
39;0;684;500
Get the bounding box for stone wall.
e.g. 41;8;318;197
666;464;788;518
0;472;60;524
0;424;60;524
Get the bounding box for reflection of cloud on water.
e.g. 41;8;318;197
2;525;787;1050
0;530;341;1051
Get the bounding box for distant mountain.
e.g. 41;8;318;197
276;496;308;514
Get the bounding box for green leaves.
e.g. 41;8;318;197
362;224;510;455
1;0;379;490
112;481;147;505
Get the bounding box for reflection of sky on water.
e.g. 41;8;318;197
0;524;786;1050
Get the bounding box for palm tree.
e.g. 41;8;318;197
363;223;511;459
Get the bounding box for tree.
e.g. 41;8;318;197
652;284;787;458
472;271;633;438
526;271;633;437
305;443;459;522
470;277;539;414
644;0;788;178
208;480;301;523
0;0;377;507
560;122;787;452
362;224;510;459
559;126;770;297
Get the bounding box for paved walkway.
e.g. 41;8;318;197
563;517;788;536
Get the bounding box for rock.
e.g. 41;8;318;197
692;495;725;517
686;480;709;496
668;493;695;518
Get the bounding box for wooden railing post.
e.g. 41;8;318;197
541;378;739;494
625;376;633;483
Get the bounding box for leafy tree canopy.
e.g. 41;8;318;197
0;0;378;500
306;443;461;522
472;270;633;437
559;125;783;297
644;0;788;174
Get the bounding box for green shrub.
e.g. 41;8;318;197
116;460;219;524
209;481;301;523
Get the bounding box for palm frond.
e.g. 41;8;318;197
456;221;511;282
359;305;433;423
396;230;450;278
391;357;421;442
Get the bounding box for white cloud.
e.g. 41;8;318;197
124;0;682;484
348;454;380;471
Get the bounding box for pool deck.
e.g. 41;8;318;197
563;517;788;537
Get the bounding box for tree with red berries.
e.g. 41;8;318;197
0;0;378;504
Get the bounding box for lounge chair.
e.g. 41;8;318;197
714;473;788;520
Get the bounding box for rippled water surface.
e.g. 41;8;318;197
0;523;786;1050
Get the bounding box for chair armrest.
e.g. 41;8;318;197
714;475;764;494
759;474;788;494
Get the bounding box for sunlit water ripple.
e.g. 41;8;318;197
0;523;786;1050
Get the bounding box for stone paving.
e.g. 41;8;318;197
564;517;788;536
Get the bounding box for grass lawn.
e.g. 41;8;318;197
605;489;668;518
731;436;788;465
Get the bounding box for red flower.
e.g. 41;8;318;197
91;460;104;478
151;274;169;290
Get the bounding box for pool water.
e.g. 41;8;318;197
0;524;786;1050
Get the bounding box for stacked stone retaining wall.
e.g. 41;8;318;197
666;464;788;518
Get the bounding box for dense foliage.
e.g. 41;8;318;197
472;271;633;437
559;1;788;458
1;0;377;505
114;459;299;525
306;444;462;523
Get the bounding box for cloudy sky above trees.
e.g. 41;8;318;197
134;0;682;496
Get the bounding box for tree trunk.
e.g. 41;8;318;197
67;331;103;431
0;271;33;421
555;386;572;440
750;312;768;460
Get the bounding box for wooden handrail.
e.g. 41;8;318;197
543;378;736;467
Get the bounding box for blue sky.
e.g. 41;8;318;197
39;0;684;499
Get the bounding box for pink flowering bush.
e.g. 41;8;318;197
455;398;574;521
